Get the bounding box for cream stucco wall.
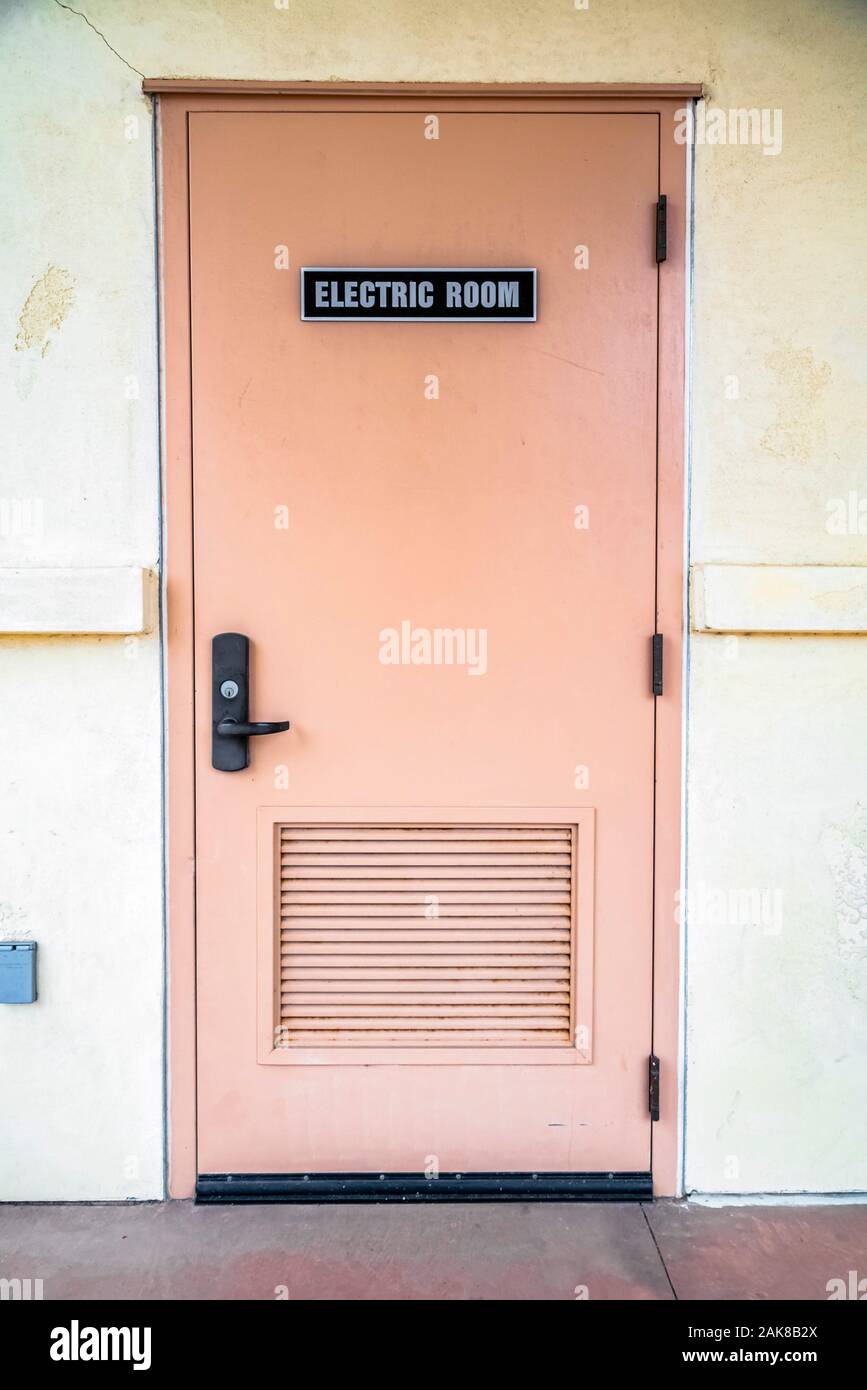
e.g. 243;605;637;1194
2;0;865;1197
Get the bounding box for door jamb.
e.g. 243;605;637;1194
154;83;690;1198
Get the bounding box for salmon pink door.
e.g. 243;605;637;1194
186;100;665;1196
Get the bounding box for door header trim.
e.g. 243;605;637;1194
143;79;704;99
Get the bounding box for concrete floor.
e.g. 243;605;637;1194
2;1200;867;1299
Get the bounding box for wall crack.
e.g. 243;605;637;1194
52;1;145;79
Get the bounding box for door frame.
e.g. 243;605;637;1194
152;81;695;1198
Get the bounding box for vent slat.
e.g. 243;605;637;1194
283;1031;568;1045
280;973;572;984
277;823;576;1046
278;922;571;936
283;952;569;962
281;932;571;945
281;828;572;843
281;867;571;880
283;1016;568;1027
282;1016;568;1028
282;957;570;971
282;904;570;918
281;986;570;999
281;943;569;958
280;894;570;908
280;850;572;861
279;995;569;1006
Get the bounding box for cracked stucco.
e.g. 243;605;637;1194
52;1;144;78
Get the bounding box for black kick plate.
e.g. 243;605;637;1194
196;1171;653;1204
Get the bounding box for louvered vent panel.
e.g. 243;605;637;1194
277;825;576;1046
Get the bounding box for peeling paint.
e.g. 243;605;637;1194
760;345;833;466
813;584;867;615
821;809;867;974
15;266;76;357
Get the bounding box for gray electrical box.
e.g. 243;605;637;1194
0;942;37;1003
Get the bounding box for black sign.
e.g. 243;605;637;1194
301;268;536;322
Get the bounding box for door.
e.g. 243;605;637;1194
188;103;661;1188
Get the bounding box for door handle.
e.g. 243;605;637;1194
212;632;290;772
216;718;290;738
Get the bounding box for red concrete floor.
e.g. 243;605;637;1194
2;1200;867;1300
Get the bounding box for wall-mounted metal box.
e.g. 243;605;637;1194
0;942;37;1003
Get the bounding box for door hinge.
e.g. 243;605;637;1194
652;633;664;696
649;1054;660;1121
655;195;668;263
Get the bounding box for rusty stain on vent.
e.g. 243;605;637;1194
277;824;576;1045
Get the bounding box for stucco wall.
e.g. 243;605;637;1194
2;0;865;1197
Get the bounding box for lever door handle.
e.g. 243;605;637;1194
216;718;290;738
212;632;290;772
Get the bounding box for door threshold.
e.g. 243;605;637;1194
196;1171;653;1204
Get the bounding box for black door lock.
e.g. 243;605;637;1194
212;632;290;772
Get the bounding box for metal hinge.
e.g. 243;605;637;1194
649;1054;660;1121
652;633;664;696
655;195;668;263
